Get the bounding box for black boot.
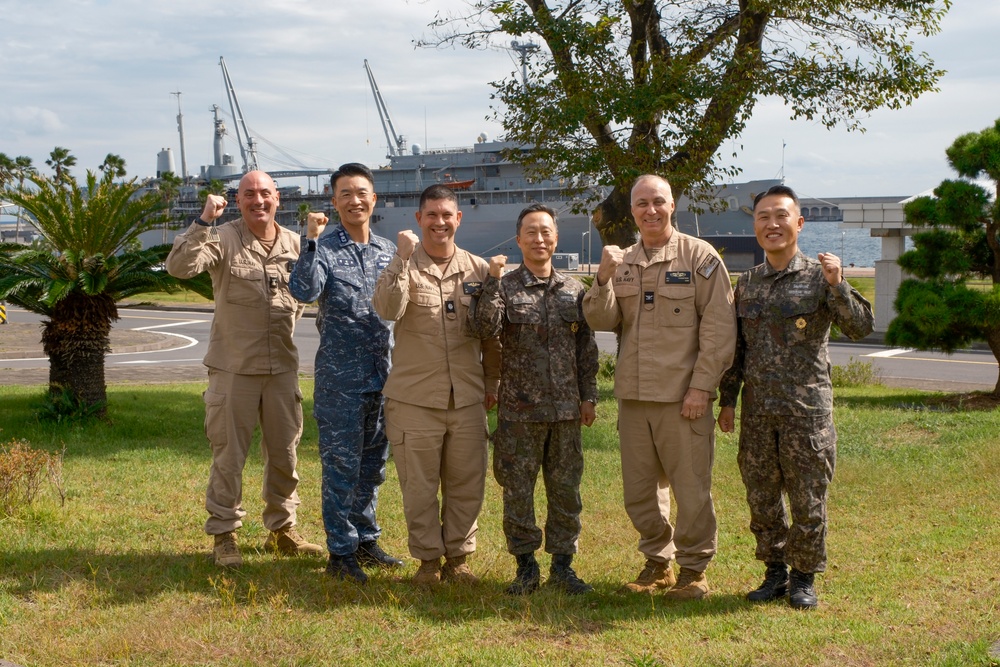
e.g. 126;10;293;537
326;553;368;585
356;540;404;569
547;554;593;595
505;552;540;596
788;568;818;610
746;562;789;602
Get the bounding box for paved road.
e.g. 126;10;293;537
2;306;997;392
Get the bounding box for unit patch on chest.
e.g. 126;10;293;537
336;257;358;267
463;281;482;295
665;271;691;284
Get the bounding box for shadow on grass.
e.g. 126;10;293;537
0;546;754;628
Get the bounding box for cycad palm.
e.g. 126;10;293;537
0;168;210;414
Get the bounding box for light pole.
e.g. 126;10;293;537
841;231;846;266
582;231;590;274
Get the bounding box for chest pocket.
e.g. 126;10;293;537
657;285;696;327
508;294;543;325
781;297;825;345
227;265;264;308
404;288;443;336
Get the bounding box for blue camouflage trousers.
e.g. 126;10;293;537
314;387;390;556
493;419;584;556
737;413;837;573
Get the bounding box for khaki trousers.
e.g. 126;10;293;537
384;398;488;560
203;369;304;535
618;399;717;571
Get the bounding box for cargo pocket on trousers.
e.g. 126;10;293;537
203;389;227;446
384;400;406;485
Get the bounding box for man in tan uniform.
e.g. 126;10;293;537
583;174;736;599
166;170;322;568
373;184;501;585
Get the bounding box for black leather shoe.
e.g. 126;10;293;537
326;553;368;584
788;568;818;609
547;554;593;595
506;552;540;596
746;562;789;602
356;541;404;569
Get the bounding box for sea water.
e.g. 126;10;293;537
796;220;913;268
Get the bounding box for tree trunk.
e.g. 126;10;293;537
592;186;638;249
986;326;1000;397
41;294;115;416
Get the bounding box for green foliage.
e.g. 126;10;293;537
0;157;213;409
597;351;616;380
831;357;883;388
888;118;1000;395
426;1;949;247
36;386;107;423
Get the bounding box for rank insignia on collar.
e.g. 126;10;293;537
795;317;807;329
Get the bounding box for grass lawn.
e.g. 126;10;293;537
1;380;998;666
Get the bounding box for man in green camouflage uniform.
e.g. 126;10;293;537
469;203;600;595
718;184;874;609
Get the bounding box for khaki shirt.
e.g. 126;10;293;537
166;219;304;375
373;246;501;410
583;231;736;402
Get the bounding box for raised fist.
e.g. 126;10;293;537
488;254;507;279
200;194;227;223
597;245;625;285
397;230;420;260
306;212;329;240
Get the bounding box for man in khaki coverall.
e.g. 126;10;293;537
583;174;736;599
373;184;501;585
166;170;322;568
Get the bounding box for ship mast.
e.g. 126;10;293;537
364;59;406;158
170;91;189;180
218;56;259;172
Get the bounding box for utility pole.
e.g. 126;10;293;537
171;91;189;181
511;41;540;89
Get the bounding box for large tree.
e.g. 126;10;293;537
0;166;211;415
886;118;1000;396
45;147;77;186
425;0;949;246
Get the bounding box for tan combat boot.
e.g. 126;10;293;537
663;566;710;600
213;531;242;568
263;525;325;556
442;555;479;584
413;557;442;586
623;558;676;593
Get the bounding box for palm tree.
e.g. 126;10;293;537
0;153;14;188
45;147;77;185
11;156;37;243
0;168;211;415
99;153;127;179
158;171;184;242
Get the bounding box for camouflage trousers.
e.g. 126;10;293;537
314;388;390;556
493;420;584;556
737;413;837;573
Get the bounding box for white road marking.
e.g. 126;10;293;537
865;348;913;358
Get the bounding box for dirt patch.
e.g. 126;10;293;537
923;391;1000;412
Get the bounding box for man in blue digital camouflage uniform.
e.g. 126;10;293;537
718;184;874;609
289;163;403;584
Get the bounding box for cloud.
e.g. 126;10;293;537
0;107;66;138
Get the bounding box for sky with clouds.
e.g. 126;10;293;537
2;0;997;200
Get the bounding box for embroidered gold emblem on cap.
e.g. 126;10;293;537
795;317;807;330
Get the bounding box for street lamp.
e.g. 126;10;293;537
582;231;590;275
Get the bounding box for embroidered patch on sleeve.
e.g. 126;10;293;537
697;256;720;279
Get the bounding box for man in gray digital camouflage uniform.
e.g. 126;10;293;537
718;184;874;609
468;203;599;595
289;163;403;584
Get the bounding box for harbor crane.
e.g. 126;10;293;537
218;56;259;172
364;59;406;158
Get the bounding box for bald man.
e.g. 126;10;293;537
583;174;736;600
167;170;322;568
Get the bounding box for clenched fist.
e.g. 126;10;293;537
488;254;507;279
200;194;227;223
817;252;843;286
306;212;329;240
596;245;625;285
397;230;420;260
